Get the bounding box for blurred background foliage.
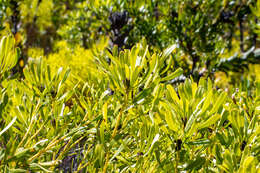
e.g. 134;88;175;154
0;0;259;85
0;0;260;172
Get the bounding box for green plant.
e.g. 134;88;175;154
0;1;260;172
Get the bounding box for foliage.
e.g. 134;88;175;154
1;0;259;77
0;35;19;76
0;34;259;172
0;0;260;172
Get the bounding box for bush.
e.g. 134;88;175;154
0;35;259;172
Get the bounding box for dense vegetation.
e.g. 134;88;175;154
0;0;259;172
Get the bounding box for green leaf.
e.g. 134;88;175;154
215;144;223;163
133;87;153;104
161;68;183;82
161;102;178;132
109;144;124;162
201;89;213;114
241;156;256;173
166;84;180;103
14;147;31;159
185;156;206;170
130;66;141;87
29;163;52;172
130;45;139;69
102;102;108;127
184;98;205;134
7;168;27;173
160;56;173;75
0;35;19;75
144;134;159;156
100;121;105;144
216;132;227;146
61;68;71;84
198;113;221;129
209;92;227;114
187;139;211;145
162;44;177;58
0;116;17;136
